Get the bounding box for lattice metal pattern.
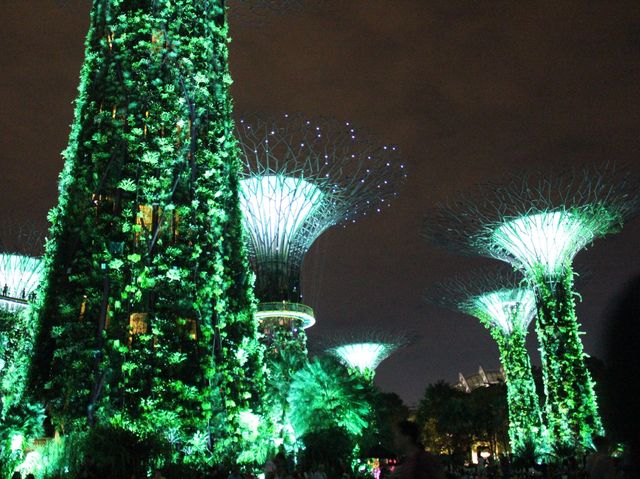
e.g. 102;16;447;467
328;342;397;374
426;267;535;336
322;329;409;376
424;164;639;277
237;114;406;301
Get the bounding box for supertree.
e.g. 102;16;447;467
234;114;404;458
26;0;274;467
426;269;545;455
235;114;406;356
324;329;409;382
424;164;639;450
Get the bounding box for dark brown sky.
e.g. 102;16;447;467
1;1;639;405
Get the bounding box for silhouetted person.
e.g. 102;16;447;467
392;420;445;479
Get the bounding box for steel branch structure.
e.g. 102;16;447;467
426;269;544;455
424;164;639;450
236;114;405;342
324;329;409;381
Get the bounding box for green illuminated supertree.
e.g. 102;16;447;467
324;330;409;382
425;165;639;450
27;0;266;466
236;115;405;355
235;114;405;456
426;269;545;455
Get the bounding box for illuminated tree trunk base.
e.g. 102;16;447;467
533;267;603;450
28;0;264;465
497;330;545;455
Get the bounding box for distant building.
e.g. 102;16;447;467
454;366;504;393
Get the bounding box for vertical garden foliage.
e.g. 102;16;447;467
492;328;544;455
28;0;264;465
532;266;602;450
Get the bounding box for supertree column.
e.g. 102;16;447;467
27;1;264;464
236;114;406;356
424;165;638;450
426;269;545;455
324;330;409;382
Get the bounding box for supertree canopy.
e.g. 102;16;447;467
324;330;409;381
424;164;639;449
426;269;544;455
26;0;266;468
236;115;405;344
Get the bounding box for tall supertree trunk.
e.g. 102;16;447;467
496;329;545;455
532;266;602;450
28;0;264;464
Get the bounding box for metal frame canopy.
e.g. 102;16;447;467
324;329;409;377
424;164;638;278
427;268;537;336
329;342;398;374
237;114;406;304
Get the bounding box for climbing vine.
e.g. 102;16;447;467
477;309;545;456
531;265;603;450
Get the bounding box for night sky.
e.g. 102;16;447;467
1;1;639;406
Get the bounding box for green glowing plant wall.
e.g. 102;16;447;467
426;272;545;456
488;319;544;454
530;266;601;449
28;0;264;466
424;166;639;450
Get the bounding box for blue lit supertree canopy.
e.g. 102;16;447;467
236;114;406;331
424;164;639;450
426;268;545;456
